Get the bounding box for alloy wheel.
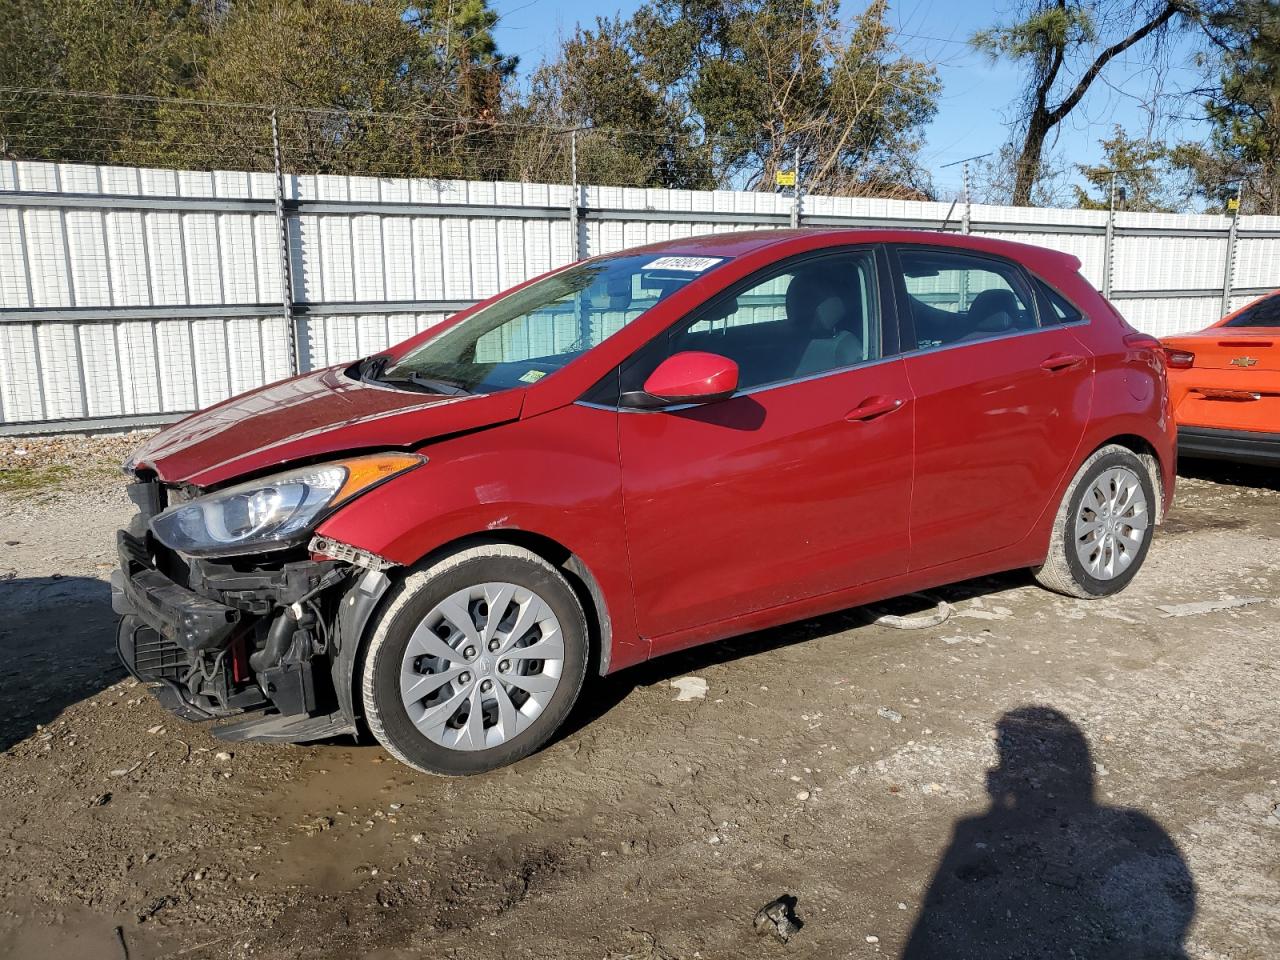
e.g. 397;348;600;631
1073;466;1150;581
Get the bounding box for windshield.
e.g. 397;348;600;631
371;253;730;394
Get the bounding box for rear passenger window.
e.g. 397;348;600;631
621;250;881;395
896;249;1037;349
1034;279;1084;324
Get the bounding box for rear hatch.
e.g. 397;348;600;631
1163;331;1280;433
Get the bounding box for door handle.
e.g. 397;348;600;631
1040;353;1085;372
845;395;905;422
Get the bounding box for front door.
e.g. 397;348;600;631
614;248;915;646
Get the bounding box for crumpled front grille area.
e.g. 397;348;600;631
131;626;189;683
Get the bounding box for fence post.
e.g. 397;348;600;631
569;129;581;261
1102;174;1116;299
961;160;971;235
790;142;802;229
1220;207;1239;317
270;110;300;375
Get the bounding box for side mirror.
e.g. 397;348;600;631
622;351;740;408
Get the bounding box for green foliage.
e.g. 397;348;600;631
0;0;207;164
523;17;715;188
1174;0;1280;213
538;0;940;193
0;0;522;177
0;0;935;194
0;464;73;495
972;5;1096;61
1073;126;1184;211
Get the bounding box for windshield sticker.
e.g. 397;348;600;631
645;256;724;273
518;369;547;383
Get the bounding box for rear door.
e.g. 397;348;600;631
890;245;1094;570
610;246;915;646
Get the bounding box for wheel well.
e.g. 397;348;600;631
1093;434;1166;523
409;531;613;675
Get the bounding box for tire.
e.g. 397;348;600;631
1033;444;1157;599
361;544;589;775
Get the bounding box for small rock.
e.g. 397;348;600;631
147;725;165;735
795;790;811;801
301;816;334;836
753;895;802;943
89;792;112;807
214;751;233;761
410;833;424;844
877;707;903;724
670;676;708;702
1156;597;1264;618
866;934;880;943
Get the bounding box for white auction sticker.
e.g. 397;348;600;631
645;256;724;272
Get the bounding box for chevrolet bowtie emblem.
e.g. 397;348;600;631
1231;356;1259;367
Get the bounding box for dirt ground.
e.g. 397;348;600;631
0;434;1277;960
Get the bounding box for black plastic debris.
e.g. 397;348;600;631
753;894;803;943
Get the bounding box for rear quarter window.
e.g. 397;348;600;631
1033;278;1085;325
1225;294;1280;327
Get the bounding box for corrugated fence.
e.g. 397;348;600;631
1;158;1278;433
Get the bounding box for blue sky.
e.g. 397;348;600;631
490;0;1212;198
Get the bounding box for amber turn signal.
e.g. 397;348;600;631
331;453;426;505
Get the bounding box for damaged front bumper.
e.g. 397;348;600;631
111;481;392;743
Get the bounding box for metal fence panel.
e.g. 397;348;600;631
2;158;1280;432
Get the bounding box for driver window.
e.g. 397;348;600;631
624;250;881;395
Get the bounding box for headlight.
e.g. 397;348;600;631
149;453;424;557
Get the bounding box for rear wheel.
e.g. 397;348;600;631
1033;445;1156;599
361;544;588;775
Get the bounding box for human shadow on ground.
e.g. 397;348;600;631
901;706;1195;960
0;575;123;752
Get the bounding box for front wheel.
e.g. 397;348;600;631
361;544;589;775
1033;445;1156;599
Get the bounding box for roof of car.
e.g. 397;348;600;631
628;228;1083;273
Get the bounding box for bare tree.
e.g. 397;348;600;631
974;0;1190;205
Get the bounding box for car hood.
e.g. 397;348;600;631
129;366;525;488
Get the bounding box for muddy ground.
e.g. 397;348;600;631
0;435;1276;960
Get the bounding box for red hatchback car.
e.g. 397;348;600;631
114;230;1174;774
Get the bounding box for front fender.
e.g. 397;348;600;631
315;404;645;673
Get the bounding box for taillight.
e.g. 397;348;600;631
1124;332;1161;349
1164;349;1195;369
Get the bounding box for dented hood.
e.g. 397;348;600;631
129;366;525;488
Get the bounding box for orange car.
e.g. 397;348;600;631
1162;291;1280;464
